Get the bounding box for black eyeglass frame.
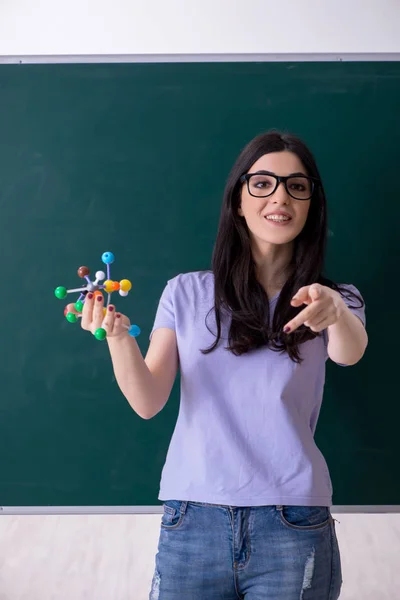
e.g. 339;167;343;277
239;171;320;201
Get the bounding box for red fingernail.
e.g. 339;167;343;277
283;326;291;333
108;306;114;312
87;293;93;300
97;296;102;302
116;313;121;319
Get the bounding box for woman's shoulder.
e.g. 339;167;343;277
321;278;364;303
167;270;214;287
336;282;366;325
165;270;214;302
335;283;364;305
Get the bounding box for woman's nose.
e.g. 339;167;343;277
271;181;290;204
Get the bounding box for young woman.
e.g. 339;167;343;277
69;131;367;599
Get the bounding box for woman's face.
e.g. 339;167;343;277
238;151;311;251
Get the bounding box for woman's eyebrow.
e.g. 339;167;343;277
251;170;276;175
251;170;308;177
289;171;308;177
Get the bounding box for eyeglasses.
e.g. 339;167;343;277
240;171;318;201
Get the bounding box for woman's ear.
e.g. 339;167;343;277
238;204;244;217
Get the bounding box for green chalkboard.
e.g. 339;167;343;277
0;61;398;507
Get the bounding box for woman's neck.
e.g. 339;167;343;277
253;242;293;299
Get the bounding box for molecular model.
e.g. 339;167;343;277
54;251;141;341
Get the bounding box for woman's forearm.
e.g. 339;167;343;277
107;335;164;419
327;306;368;366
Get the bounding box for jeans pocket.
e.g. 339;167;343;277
278;505;331;531
161;500;187;530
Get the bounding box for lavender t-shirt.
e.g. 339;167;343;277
151;270;365;507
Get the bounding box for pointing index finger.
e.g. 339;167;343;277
284;304;315;333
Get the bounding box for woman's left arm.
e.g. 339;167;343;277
326;304;368;366
284;283;368;366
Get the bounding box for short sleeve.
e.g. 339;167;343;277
340;284;366;326
150;281;176;339
322;284;366;357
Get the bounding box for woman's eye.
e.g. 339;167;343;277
253;179;272;188
290;183;305;191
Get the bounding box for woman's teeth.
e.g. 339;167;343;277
265;215;291;222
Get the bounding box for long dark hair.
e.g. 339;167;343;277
202;130;363;363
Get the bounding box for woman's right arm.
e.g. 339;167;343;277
68;292;179;420
107;328;178;419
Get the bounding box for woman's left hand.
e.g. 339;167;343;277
283;284;346;334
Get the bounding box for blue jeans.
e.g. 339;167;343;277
150;501;342;600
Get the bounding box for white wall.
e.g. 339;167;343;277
0;0;399;57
